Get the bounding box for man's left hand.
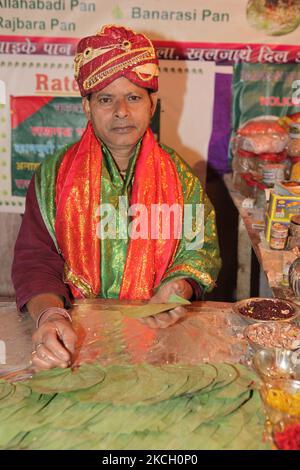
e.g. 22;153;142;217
140;279;193;329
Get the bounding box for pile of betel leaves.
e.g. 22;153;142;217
0;362;269;450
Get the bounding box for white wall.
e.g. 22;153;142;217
0;214;21;296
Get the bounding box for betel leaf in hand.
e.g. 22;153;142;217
119;294;190;319
167;294;191;305
118;303;182;319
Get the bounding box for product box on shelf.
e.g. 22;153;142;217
267;190;300;224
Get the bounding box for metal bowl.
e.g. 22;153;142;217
289;257;300;297
253;349;300;431
244;321;300;354
244;323;272;355
232;297;300;324
253;349;300;388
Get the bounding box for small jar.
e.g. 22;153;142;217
269;223;288;250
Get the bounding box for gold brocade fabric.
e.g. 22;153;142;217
99;142;140;298
158;143;221;293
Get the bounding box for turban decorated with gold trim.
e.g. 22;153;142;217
74;24;159;96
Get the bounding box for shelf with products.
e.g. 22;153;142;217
224;173;299;302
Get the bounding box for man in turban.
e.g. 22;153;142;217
12;25;221;370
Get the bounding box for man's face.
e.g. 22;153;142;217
82;77;158;153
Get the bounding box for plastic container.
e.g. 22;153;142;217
233;148;258;172
236;121;288;154
257;151;287;178
232;149;258;190
239;173;257;198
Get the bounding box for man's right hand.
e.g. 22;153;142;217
31;315;77;370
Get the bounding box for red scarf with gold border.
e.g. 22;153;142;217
55;122;183;299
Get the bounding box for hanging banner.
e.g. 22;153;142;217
0;53;215;212
0;0;299;43
11;96;86;197
230;62;300;160
1;1;300;62
1;0;300;211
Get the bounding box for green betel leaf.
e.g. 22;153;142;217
209;363;240;391
0;362;266;450
167;294;191;305
0;393;55;447
119;365;180;405
70;365;139;403
104;363;154;405
28;364;106;394
214;368;257;400
0;382;31;409
134;365;188;405
53;401;108;430
16;425;96;450
208;391;269;450
161;364;216;397
118;302;184;319
4;432;28;450
189;364;218;394
145;365;190;403
0;380;13;401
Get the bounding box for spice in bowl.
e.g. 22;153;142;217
245;322;300;350
273;422;300;450
263;387;300;416
237;298;295;321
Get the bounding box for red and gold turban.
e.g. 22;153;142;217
74;24;159;96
